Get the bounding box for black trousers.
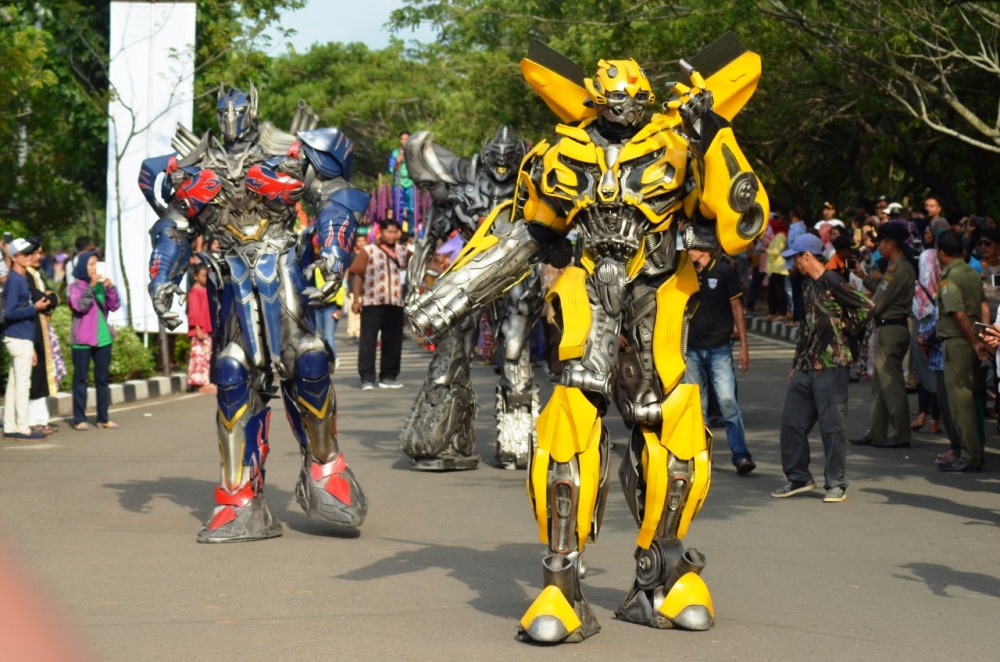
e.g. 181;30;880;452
357;305;404;383
73;344;112;424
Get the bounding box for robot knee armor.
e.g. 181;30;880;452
295;349;332;414
216;354;251;416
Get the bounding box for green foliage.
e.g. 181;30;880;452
173;334;191;366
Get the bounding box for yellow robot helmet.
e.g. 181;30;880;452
583;59;654;128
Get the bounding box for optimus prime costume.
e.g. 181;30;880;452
399;126;543;471
407;35;768;642
139;85;370;543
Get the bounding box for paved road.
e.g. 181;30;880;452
0;332;998;660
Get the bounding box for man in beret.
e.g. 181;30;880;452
772;234;873;503
849;222;916;449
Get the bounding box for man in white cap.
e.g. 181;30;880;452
771;233;873;503
3;238;49;440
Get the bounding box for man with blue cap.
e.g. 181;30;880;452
771;232;873;503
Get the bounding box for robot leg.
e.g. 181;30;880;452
496;343;538;470
495;277;542;470
284;346;368;528
399;322;479;471
197;346;282;543
518;385;610;644
616;384;714;631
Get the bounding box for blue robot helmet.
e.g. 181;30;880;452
217;83;259;143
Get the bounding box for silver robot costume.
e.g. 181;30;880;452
399;126;539;470
139;85;370;542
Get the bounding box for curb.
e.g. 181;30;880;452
746;315;799;343
2;373;190;420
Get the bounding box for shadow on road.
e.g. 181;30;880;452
862;488;1000;527
894;562;1000;598
336;539;627;620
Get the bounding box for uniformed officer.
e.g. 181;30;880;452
849;222;916;448
934;230;988;472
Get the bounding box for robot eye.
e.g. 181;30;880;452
635;92;650;102
607;91;627;102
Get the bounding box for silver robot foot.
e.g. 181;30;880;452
615;542;714;631
296;455;369;527
410;453;480;472
517;554;600;644
196;490;283;544
401;382;479;470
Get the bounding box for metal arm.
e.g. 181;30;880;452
407;222;545;342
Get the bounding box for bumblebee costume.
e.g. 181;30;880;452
407;34;768;642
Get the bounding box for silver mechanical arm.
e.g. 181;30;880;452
406;223;544;342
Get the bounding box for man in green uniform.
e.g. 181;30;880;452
850;223;916;448
935;230;988;472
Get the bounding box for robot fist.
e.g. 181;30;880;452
405;288;473;343
678;89;715;141
151;282;183;330
303;256;343;307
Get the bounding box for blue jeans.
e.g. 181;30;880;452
685;344;752;465
312;305;339;360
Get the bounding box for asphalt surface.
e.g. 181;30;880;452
1;331;998;661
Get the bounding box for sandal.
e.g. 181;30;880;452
72;422;90;431
935;451;957;465
96;421;119;430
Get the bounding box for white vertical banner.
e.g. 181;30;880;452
106;1;196;332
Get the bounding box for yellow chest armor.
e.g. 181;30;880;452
532;117;688;277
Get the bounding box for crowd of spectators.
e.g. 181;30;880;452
741;195;997;476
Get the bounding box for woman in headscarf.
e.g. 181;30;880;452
67;251;121;431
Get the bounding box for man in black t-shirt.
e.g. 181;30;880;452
684;241;755;475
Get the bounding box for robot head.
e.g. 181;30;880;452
217;84;259;143
583;59;654;130
480;125;526;183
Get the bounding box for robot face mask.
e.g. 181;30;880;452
584;59;654;129
217;84;259;143
481;125;526;183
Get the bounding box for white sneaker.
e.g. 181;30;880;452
379;378;403;389
361;381;375;391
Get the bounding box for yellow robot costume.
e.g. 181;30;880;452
407;34;768;643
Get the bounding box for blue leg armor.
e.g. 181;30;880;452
197;349;282;543
284;349;368;528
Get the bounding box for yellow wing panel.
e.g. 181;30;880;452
521;59;597;125
703;50;761;122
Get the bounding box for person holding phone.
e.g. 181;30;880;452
67;251;120;431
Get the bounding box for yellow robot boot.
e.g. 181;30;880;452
616;385;715;630
518;385;610;643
